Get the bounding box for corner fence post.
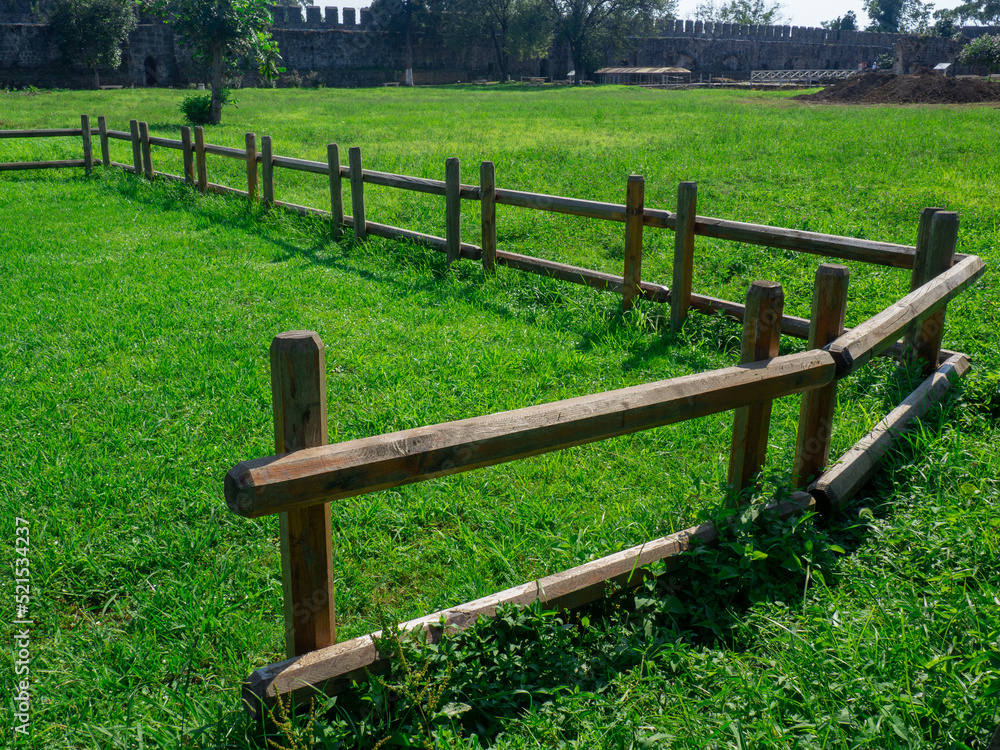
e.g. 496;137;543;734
903;209;958;377
195;126;208;192
181;127;194;185
622;174;644;312
480;160;496;275
271;331;337;657
139;121;152;180
445;157;461;266
328;143;343;239
793;264;849;493
81;115;93;175
671;181;698;330
728;280;784;503
97;116;110;167
349;146;365;242
261;135;274;207
245;132;258;201
129;119;142;175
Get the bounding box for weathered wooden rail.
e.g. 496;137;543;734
1;117;987;716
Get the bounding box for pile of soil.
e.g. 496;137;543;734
796;70;1000;104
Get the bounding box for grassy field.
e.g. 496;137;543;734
0;85;998;748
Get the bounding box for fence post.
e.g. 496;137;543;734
671;181;698;331
446;157;461;266
261;135;274;207
328;143;344;239
129;119;142;175
480;160;496;275
793;264;849;493
727;280;784;502
97;116;110;167
271;331;337;657
139;121;153;180
195;126;208;192
181;127;194;185
81;115;93;175
622;174;644;312
903;211;958;377
349;146;365;242
245;132;258;201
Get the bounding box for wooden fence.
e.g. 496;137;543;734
1;116;987;716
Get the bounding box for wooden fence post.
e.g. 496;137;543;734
727;280;784;502
622;174;644;312
349;146;365;242
139;121;153;180
793;264;849;491
195;126;208;192
445;157;462;266
181;127;194;185
97;115;110;167
271;331;337;657
245;132;258;201
480;160;496;275
129;119;142;175
328;143;343;239
671;181;698;331
80;115;93;175
903;210;958;377
261;135;274;207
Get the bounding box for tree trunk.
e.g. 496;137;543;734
211;44;224;124
93;65;100;90
405;3;413;86
572;42;584;85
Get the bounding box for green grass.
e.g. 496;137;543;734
0;85;998;748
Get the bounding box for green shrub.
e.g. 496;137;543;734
958;34;1000;73
179;89;235;125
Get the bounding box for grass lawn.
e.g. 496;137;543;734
0;85;998;748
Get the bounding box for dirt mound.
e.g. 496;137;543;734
796;71;1000;104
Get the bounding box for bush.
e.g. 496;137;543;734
958;34;1000;74
179;89;235;125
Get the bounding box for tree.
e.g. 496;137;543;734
48;0;136;89
862;0;931;33
959;33;1000;71
694;0;784;25
821;10;857;31
444;0;553;81
948;0;1000;25
550;0;676;85
369;0;443;86
150;0;283;124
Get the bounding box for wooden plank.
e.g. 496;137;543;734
261;135;274;206
495;188;628;222
643;208;676;230
727;281;784;501
207;181;249;199
327;143;343;239
671;181;697;330
225;349;836;519
97;116;110;167
242;489;817;714
363;169;446;195
622;175;644;312
129;120;142;175
793;264;850;490
147;135;183;149
245;133;258;201
195;126;208;193
270;332;337;659
203;142;250;160
81;115;93;175
810;354;970;514
445;157;461;266
495;250;671;302
0;128;82;138
139;121;153;180
693;215;917;268
827;254;983;377
0;160;87;171
105;129;131;141
349;146;365;242
272;154;329;174
480;161;496;275
688;292;811;339
181;127;194;185
902;211;958;377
